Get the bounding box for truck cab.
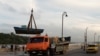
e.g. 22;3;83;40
26;35;50;56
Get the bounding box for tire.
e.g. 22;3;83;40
24;51;27;54
50;48;55;56
43;49;50;56
59;51;64;54
86;51;89;53
94;51;98;53
29;52;33;56
47;50;50;56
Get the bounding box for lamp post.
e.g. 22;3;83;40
94;33;96;43
84;27;97;44
62;12;68;41
98;36;100;45
85;27;88;45
84;27;88;50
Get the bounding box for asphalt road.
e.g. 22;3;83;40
0;43;100;56
0;48;100;56
57;48;100;56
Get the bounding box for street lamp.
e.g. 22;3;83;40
94;32;96;43
98;36;100;46
84;27;97;44
84;27;88;50
62;12;68;41
85;27;88;45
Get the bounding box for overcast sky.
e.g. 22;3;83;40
0;0;100;42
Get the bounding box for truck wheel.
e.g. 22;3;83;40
29;52;33;56
59;51;64;54
43;49;50;56
50;48;55;56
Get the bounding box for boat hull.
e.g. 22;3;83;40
14;27;44;34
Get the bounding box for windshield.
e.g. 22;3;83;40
30;37;44;43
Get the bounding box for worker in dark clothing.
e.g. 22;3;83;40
22;45;25;51
50;42;56;56
10;44;13;52
15;45;18;51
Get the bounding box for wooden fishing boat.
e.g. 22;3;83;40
14;27;44;34
14;9;44;34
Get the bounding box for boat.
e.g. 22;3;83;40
14;9;44;34
14;27;44;34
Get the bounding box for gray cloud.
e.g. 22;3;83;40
0;1;17;13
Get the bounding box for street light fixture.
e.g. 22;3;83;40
62;12;68;41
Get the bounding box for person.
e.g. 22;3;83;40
15;45;18;51
50;41;56;56
10;44;13;52
22;45;25;51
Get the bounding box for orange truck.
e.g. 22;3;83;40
26;34;70;56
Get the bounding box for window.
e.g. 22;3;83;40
45;38;48;42
30;37;44;43
88;45;97;47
